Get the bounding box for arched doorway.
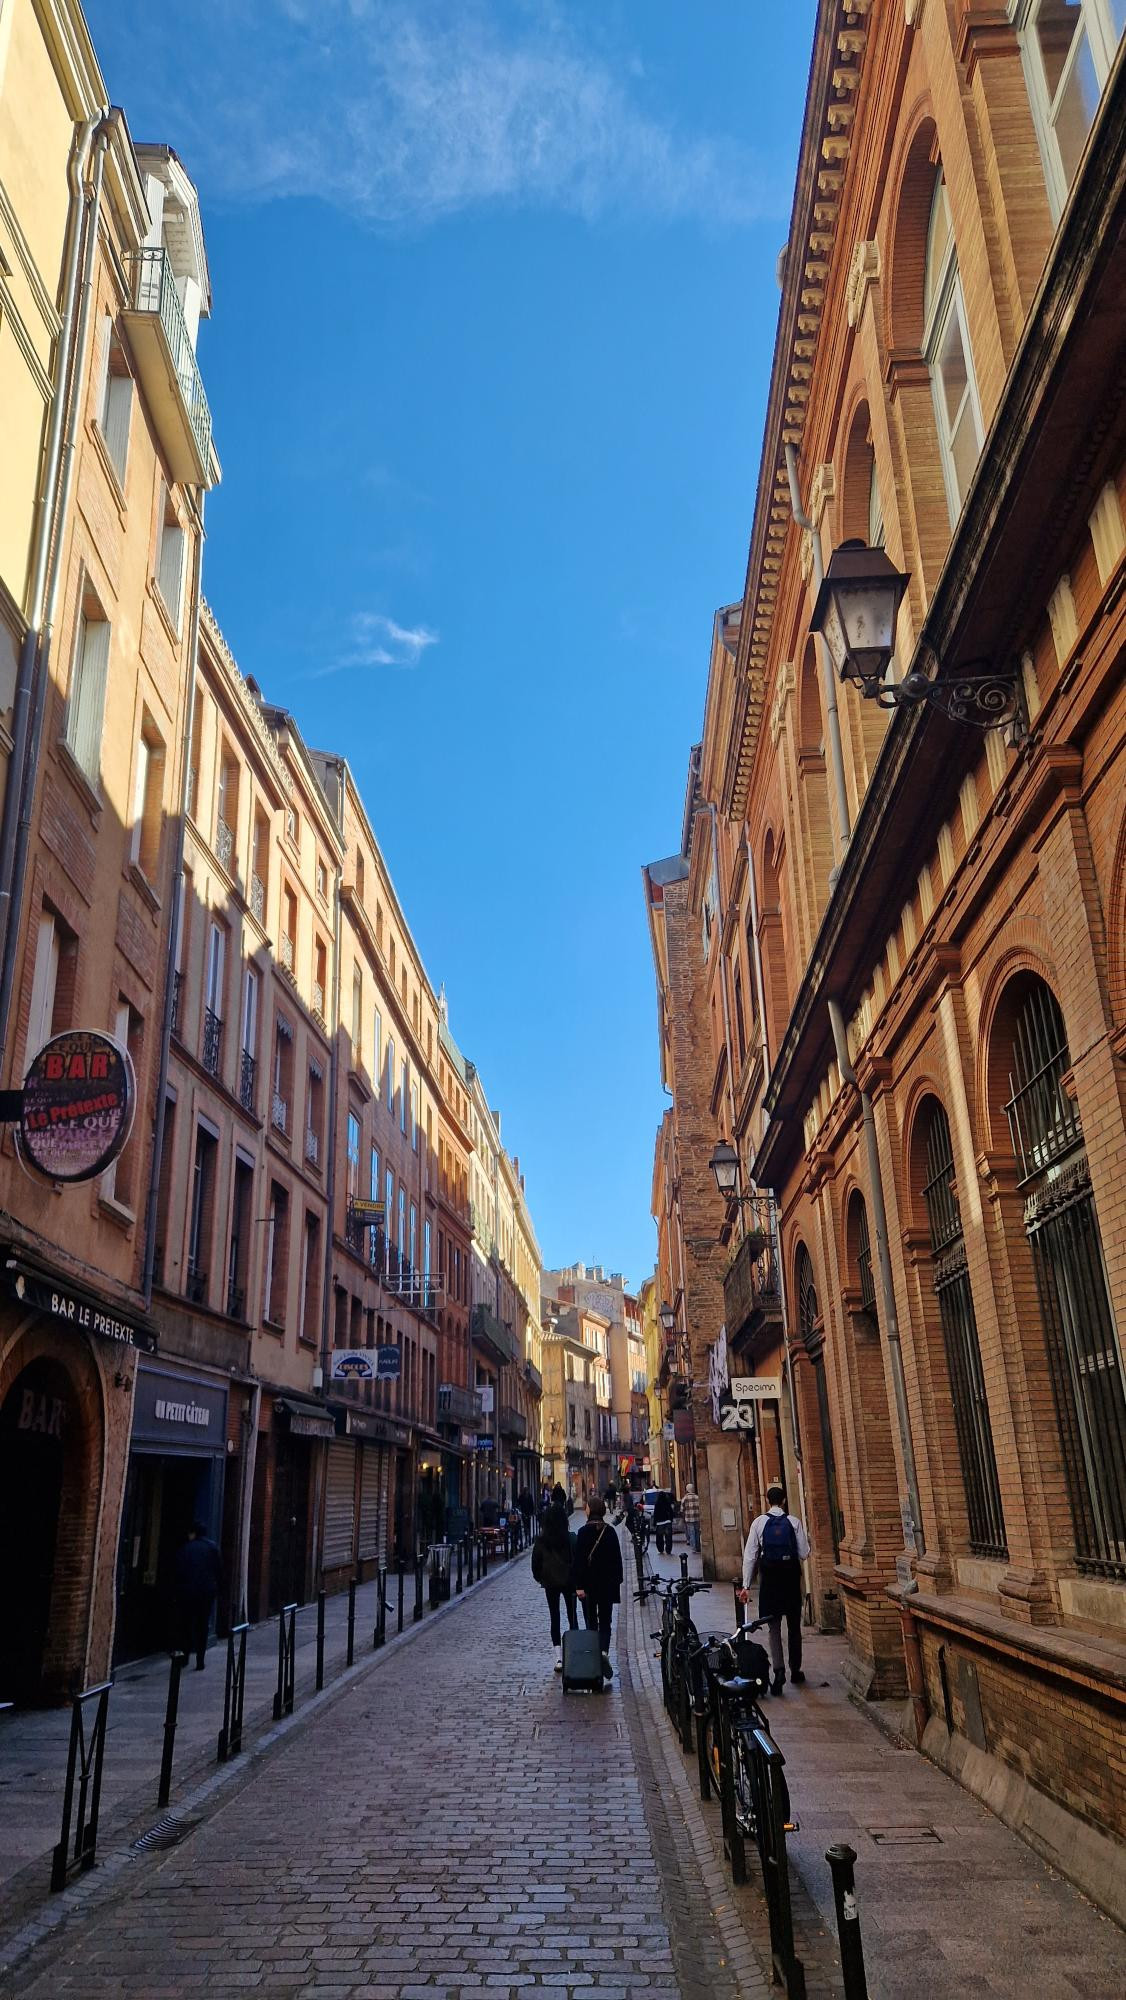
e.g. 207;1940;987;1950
796;1244;844;1562
0;1355;85;1702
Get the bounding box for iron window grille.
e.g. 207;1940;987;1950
239;1049;257;1114
1005;983;1126;1578
921;1104;1007;1559
854;1197;877;1314
202;1007;222;1079
796;1245;844;1559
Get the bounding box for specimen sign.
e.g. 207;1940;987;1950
17;1031;135;1185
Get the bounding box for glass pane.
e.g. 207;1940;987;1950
1052;28;1101;183
923;173;951;320
949;398;981;507
1109;0;1125;40
938;306;970;429
1035;0;1083;98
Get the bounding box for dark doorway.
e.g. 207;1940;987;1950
0;1358;75;1703
268;1433;309;1613
115;1454;215;1662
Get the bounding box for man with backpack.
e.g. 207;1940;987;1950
739;1482;810;1695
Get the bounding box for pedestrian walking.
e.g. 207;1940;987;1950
651;1486;675;1556
680;1482;702;1553
739;1482;809;1695
173;1519;223;1670
573;1494;624;1679
531;1502;578;1673
551;1481;569;1515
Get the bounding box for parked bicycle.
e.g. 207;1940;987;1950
638;1571;711;1751
692;1621;797;1889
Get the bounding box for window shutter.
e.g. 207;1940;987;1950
103;373;132;481
69;616;111;781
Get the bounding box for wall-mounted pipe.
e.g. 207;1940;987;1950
827;996;924;1561
785;442;852;868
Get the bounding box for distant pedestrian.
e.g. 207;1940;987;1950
518;1487;534;1535
680;1482;702;1554
573;1494;624;1679
739;1483;809;1695
173;1520;222;1670
552;1482;569;1516
531;1503;578;1673
651;1487;675;1556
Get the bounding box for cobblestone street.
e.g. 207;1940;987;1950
6;1547;752;2000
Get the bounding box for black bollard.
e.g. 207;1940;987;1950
374;1567;386;1649
480;1533;488;1579
467;1535;474;1586
826;1845;868;2000
158;1652;187;1808
456;1539;463;1594
397;1557;405;1635
680;1552;690;1582
316;1591;326;1691
347;1576;357;1665
413;1555;424;1623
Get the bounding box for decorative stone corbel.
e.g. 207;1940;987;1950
846;239;881;327
809;463;836;529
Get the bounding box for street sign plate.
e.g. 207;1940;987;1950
730;1377;781;1401
376;1345;402;1378
331;1349;374;1380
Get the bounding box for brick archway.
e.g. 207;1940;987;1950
0;1320;105;1701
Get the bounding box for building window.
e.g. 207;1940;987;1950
240;967;260;1113
355;848;365;905
922;170;984;524
272;1016;293;1133
409;1201;417;1277
732;964;747;1065
316;855;327;904
227;1155;253;1319
400;1057;408;1133
103;998;143;1208
351;965;362;1056
919;1102;1007;1558
65;593;111;784
1014;0;1124;217
187;1124;218;1305
251;810;269;924
796;1245;844;1560
373;1007;383;1089
27;904;76;1058
313;936;328;1022
307;1062;324;1167
370;1144;381;1269
301;1211;321;1344
264;1180;290;1327
347;1110;361;1199
96;319;132;484
1003;976;1126;1576
385;1166;395;1273
387;1034;396;1113
203;920;226;1078
155;486;186;631
188;687;204;821
411;1079;419;1150
216;751;238;872
398;1185;406;1258
868;452;885;549
129;717;165;881
281;886;297;974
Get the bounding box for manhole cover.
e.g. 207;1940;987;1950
868;1826;942;1844
132;1815;198;1853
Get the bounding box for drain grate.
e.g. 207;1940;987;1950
867;1826;942;1845
533;1720;623;1739
132;1814;198;1853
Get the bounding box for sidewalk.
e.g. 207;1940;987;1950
628;1535;1126;1997
0;1551;497;1927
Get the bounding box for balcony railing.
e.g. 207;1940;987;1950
202;1007;223;1078
239;1049;256;1114
524;1360;543;1397
312;981;325;1027
471;1302;519;1367
498;1405;527;1441
271;1091;288;1134
215;817;234;872
226;1278;245;1320
250;873;266;923
170;970;184;1039
723;1226;781;1347
305;1127;320;1167
124;248;213;484
280;932;294;973
437;1383;483;1426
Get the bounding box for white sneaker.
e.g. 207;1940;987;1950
553;1647;562;1673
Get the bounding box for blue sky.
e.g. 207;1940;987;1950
88;0;816;1290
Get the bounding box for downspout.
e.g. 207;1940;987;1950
827;996;924;1560
142;497;205;1306
235;1381;262;1625
785;442;851;871
0;113;109;1064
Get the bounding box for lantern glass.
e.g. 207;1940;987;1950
659;1302;676;1333
709;1140;740;1196
811;541;910;697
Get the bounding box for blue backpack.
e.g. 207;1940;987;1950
760;1513;798;1564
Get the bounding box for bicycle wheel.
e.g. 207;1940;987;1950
704;1712;722;1795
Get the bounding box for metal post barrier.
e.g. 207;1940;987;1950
826;1845;868;1999
218;1623;249;1761
749;1726;805;1999
680;1552;690;1582
480;1533;488;1578
456;1538;464;1594
374;1566;387;1648
413;1555;424;1623
397;1557;405;1634
158;1652;187;1808
273;1602;297;1720
316;1591;326;1692
347;1576;357;1666
466;1535;474;1586
51;1681;111;1892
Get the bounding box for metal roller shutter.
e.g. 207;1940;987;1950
357;1445;382;1561
322;1440;356;1569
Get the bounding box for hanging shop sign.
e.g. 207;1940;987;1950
349;1199;385;1226
10;1030;135;1185
1;1256;157;1351
730;1377;781;1402
672;1409;696;1442
331;1349;375;1381
132;1364;228;1450
375;1345;402;1379
475;1433;494;1452
718;1391;756;1434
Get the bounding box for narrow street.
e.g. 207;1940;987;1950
6;1535;1125;1997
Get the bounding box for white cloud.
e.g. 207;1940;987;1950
127;0;783;230
319;611;439;674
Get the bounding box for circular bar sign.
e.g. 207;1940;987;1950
18;1030;136;1185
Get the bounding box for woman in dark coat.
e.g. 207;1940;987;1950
531;1502;578;1672
573;1494;624;1677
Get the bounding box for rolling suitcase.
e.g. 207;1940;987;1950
561;1625;605;1693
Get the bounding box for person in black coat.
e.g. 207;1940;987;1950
651;1488;675;1556
173;1520;222;1669
530;1502;578;1672
573;1494;624;1677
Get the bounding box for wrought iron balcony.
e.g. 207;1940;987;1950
305;1127;320;1167
280;932;295;973
498;1405;527;1440
185;1264;208;1306
239;1049;257;1114
250;873;266;923
226;1279;245;1320
271;1091;288;1134
312;980;325;1028
216;816;234;871
437;1382;483;1426
471;1302;519;1367
170;969;184;1039
123;248;214;486
723;1227;781;1349
202;1007;223;1078
524;1360;543;1397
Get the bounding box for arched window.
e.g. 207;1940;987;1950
1014;1;1124;219
868;454;885;549
796;1244;844;1560
918;1099;1007;1558
849;1192;877;1315
923;170;983;524
1002;978;1126;1574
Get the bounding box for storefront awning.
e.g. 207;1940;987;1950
277;1395;335;1439
333;1406;411;1447
1;1245;158;1352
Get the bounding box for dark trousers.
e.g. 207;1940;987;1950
180;1596;213;1669
545;1587;577;1646
582;1595;614;1654
761;1594;802;1679
654;1521;673;1555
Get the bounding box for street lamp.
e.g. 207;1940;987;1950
708;1140;740;1199
658;1301;677;1334
811;538;1026;734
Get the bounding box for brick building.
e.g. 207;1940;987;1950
648;0;1126;1918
